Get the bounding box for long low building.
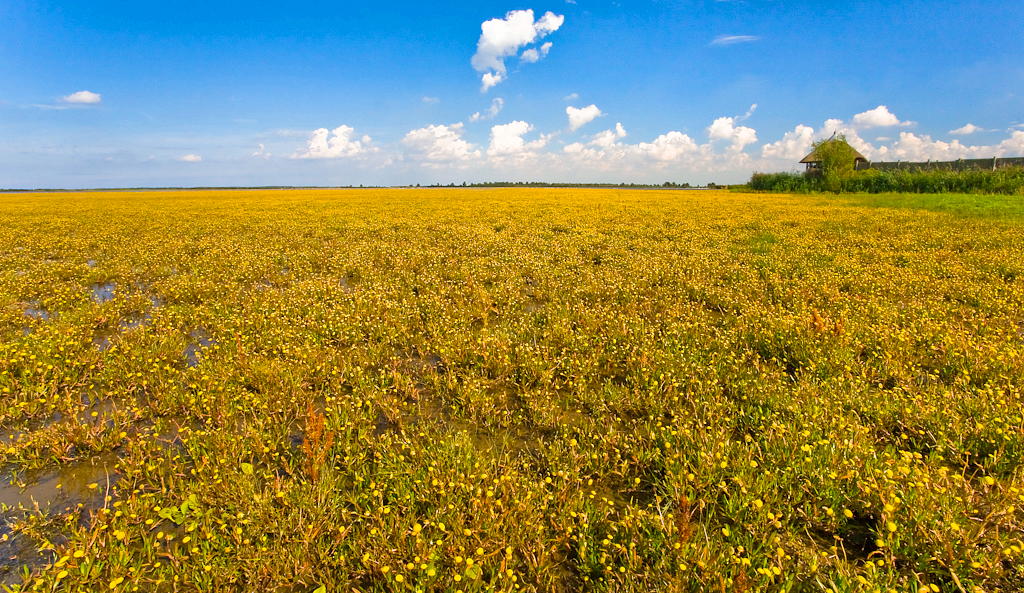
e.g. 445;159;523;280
855;156;1024;171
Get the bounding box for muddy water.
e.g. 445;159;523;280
0;455;119;512
0;455;120;585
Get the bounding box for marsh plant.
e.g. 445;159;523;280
0;188;1021;592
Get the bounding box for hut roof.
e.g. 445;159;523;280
800;139;867;164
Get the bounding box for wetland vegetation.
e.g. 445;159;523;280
0;188;1022;592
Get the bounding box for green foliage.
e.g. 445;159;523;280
810;135;860;192
749;167;1024;196
749;172;807;192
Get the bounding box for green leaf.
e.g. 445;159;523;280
312;586;327;593
240;462;254;475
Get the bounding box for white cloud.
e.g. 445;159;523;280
293;125;374;159
563;92;579;102
520;41;553;63
471;9;564;91
567;104;603;131
707;116;758;151
710;35;760;46
884;130;1024;162
481;72;504;92
61;90;102;104
251;144;271;159
470;97;505;122
761;107;1024;168
761;124;816;160
487;121;550;158
422;96;440;104
851;105;912;128
562;116;751;174
402;123;480;164
520;49;539;64
636;131;701;162
590;122;627;148
949;123;983;135
178;154;202;163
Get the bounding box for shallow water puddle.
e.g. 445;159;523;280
0;456;118;512
93;309;157;351
339;271;361;294
92;334;113;352
183;328;217;367
90;281;116;304
23;302;50;321
0;455;119;585
119;311;152;331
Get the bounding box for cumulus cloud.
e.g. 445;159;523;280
251;144;271;159
761;108;1024;167
761;125;816;160
562;115;754;174
563;92;579;102
710;35;760;46
708;117;758;151
471;9;564;91
402;123;480;164
949;123;983;135
520;42;553;63
487;121;550;158
589;122;628;148
707;108;758;152
851;105;912;128
178;154;202;163
481;72;504;92
61;90;102;104
293;125;374;159
636;131;702;162
470;98;505;122
883;130;1024;162
567;104;603;131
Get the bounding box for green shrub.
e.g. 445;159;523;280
748;167;1024;195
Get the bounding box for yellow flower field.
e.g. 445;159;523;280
0;188;1022;592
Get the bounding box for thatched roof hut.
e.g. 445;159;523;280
800;138;867;172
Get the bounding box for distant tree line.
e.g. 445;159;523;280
415;181;717;189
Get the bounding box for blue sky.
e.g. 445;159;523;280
2;0;1023;188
